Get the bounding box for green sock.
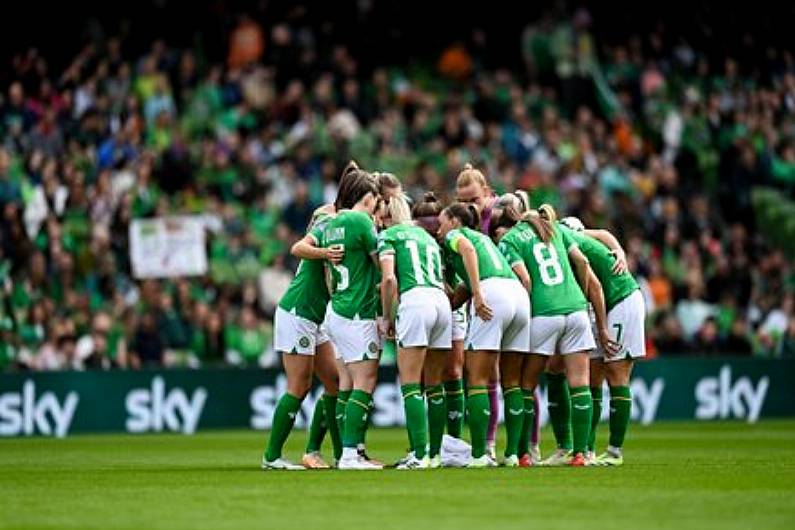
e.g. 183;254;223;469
518;389;535;458
502;387;524;458
305;396;327;454
402;383;428;458
335;390;350;446
466;386;490;458
570;386;593;455
426;384;446;458
609;386;632;449
322;393;342;461
360;396;375;446
444;379;465;438
264;393;302;461
546;373;573;450
588;386;603;452
343;390;371;448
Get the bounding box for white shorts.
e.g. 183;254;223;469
530;310;595;356
320;302;341;360
324;308;380;364
396;287;453;349
465;278;530;352
274;307;330;355
592;289;646;362
452;306;467;342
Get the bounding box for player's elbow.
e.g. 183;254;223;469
290;241;308;259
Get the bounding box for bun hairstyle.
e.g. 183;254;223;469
455;163;489;190
412;192;443;235
412;192;442;217
444;202;480;230
334;160;374;210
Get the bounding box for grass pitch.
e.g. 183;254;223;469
1;421;794;530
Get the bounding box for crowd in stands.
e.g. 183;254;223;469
1;7;795;372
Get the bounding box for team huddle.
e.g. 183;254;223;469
262;161;645;470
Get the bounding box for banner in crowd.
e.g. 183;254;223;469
0;358;792;438
129;216;207;279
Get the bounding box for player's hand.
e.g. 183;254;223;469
598;327;621;358
377;317;395;340
473;291;493;321
610;250;628;275
325;246;344;265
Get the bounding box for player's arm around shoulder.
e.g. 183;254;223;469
585;228;628;275
291;232;343;264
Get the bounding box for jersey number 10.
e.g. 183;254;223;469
405;240;443;288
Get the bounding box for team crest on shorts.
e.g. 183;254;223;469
299;336;310;348
368;341;378;354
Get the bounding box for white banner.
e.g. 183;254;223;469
130;216;208;279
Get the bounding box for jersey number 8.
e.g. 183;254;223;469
532;242;564;286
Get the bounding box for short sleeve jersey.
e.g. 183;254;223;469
377;223;444;294
557;224;639;311
319;210;380;319
442;226;516;292
277;213;333;324
498;221;587;317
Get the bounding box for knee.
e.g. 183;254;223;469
500;372;521;388
606;364;631;387
287;379;311;399
467;372;489;387
443;363;463;380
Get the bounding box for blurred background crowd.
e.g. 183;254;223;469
1;1;795;372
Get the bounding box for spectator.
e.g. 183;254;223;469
693;317;721;355
1;8;795;370
130;313;164;368
225;306;272;367
675;281;715;341
722;317;753;356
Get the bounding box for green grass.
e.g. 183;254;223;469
1;421;795;530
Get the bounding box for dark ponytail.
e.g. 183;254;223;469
444;202;480;230
488;204;522;238
334;161;374;210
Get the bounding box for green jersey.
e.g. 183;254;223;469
320;210;380;320
277;213;332;324
558;224;639;311
443;227;516;292
498;221;587;317
378;223;444;294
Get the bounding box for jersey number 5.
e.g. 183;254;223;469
333;264;350;291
